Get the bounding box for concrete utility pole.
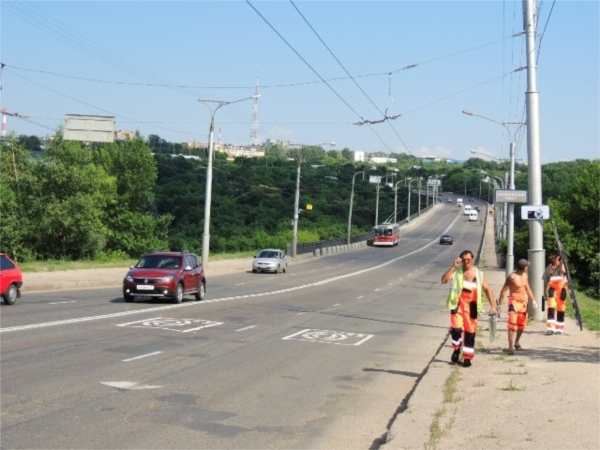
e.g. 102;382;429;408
524;0;545;321
199;96;257;269
347;170;365;244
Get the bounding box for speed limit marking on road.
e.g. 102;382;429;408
117;317;222;333
282;329;373;346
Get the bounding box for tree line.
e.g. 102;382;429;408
1;133;597;297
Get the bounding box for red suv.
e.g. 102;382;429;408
123;251;206;303
1;252;23;305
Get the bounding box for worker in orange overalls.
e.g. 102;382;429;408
441;250;497;367
543;252;568;335
498;259;536;354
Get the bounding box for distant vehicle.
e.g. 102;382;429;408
468;210;479;222
474;206;481;212
1;253;23;305
456;198;463;207
373;223;400;247
439;234;454;245
123;251;205;303
446;197;453;203
252;249;287;273
463;205;472;215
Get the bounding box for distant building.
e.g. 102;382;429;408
114;130;136;140
370;156;397;164
354;151;365;162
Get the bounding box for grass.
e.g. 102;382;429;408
500;380;524;391
497;368;528;375
426;367;462;449
18;251;255;273
567;290;600;333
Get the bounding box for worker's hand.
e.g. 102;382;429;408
453;257;461;268
532;299;538;310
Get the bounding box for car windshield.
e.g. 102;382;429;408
259;251;277;258
137;255;182;269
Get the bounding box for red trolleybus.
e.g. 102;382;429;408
373;223;400;247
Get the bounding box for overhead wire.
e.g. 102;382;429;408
245;0;394;152
288;0;412;155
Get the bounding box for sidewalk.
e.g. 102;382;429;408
382;216;600;450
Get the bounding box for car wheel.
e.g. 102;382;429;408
3;285;18;305
252;268;257;273
123;293;134;303
195;281;205;301
174;283;184;303
283;265;287;273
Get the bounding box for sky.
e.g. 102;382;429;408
1;0;598;164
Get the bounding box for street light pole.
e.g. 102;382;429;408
463;109;526;276
393;177;409;224
199;96;257;269
418;177;423;216
406;179;416;222
347;170;365;245
291;142;335;257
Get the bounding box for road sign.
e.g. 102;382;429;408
495;189;528;203
521;205;550;220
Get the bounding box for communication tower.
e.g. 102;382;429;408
249;77;260;146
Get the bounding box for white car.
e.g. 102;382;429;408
252;249;287;274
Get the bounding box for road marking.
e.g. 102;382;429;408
296;312;305;315
101;381;162;390
1;235;449;334
49;301;77;305
234;282;245;286
117;317;222;333
235;325;256;332
332;303;341;306
374;288;381;291
122;351;163;362
282;329;374;346
357;295;364;299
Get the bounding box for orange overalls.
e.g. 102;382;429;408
545;267;568;334
507;295;528;331
450;280;478;361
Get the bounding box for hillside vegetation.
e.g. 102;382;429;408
2;133;597;298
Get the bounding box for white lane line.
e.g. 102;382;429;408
332;303;341;306
235;325;256;332
1;233;449;334
357;295;364;299
374;288;381;292
122;351;163;362
234;283;245;286
296;312;306;315
49;301;77;305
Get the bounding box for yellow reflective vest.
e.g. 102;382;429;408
446;266;484;310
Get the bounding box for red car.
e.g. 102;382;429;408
123;251;206;303
1;253;23;305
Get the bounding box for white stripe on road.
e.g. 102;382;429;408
49;301;77;305
235;325;256;332
122;351;163;362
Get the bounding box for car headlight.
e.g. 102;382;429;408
160;275;174;282
125;274;134;282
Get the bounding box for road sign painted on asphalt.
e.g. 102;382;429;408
282;329;374;346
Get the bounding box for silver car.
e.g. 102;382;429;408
252;249;287;274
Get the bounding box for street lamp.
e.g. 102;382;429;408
406;178;417;222
463;109;526;276
417;177;423;216
291;142;336;257
347;170;365;244
199;95;258;269
394;177;410;224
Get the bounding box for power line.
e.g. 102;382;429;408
288;0;412;154
245;0;393;152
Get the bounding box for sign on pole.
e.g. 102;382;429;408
64;114;115;143
495;189;528;204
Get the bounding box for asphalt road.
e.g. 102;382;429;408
1;203;485;449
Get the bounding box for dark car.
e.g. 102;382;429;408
439;234;454;245
123;251;205;303
1;253;23;305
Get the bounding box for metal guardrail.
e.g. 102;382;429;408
286;231;374;256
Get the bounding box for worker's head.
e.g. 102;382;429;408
517;259;530;271
459;250;474;270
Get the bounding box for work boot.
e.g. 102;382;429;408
451;349;460;364
462;360;472;368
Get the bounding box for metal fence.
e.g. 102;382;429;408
286;231;374;256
